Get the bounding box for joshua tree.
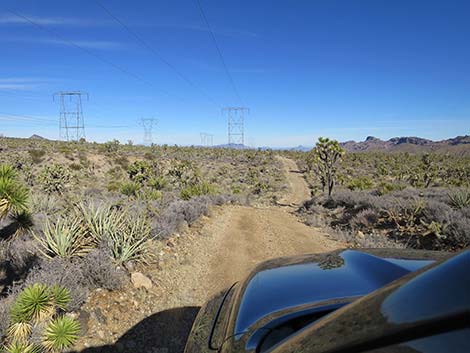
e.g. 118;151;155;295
310;137;345;197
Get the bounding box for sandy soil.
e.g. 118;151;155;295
74;158;340;353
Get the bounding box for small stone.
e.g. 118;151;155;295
356;231;365;238
131;272;153;290
93;308;107;324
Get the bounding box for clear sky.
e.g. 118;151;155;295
1;0;469;147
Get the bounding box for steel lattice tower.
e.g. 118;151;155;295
140;118;157;145
54;91;88;141
223;107;249;146
200;132;213;147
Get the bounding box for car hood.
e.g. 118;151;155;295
234;249;435;334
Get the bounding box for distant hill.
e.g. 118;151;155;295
214;143;248;149
29;134;47;140
340;135;470;153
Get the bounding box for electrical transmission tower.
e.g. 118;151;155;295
200;132;213;147
53;91;88;141
140;118;157;145
222;107;249;146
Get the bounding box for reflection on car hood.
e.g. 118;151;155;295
235;250;434;333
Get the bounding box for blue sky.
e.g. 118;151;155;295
1;0;469;147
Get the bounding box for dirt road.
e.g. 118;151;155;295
76;158;340;353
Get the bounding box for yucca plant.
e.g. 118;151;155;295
9;210;34;236
4;284;79;353
33;217;92;259
0;164;17;179
448;189;470;209
0;175;29;219
10;284;54;325
75;202;126;243
42;316;80;352
108;215;153;264
2;341;41;353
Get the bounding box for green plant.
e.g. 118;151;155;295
127;160;152;184
0;165;29;219
76;202;126;243
180;182;216;200
0;164;17;179
33;217;92;259
107;215;153;264
148;176;168;190
38;164;72;195
3;342;40;353
347;176;374;191
76;203;153;264
448;190;470;209
42;316;80;352
4;284;79;353
120;181;141;197
28;149;46;164
309;137;345;197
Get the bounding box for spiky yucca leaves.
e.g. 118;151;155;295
75;202;126;243
0;173;29;219
448;189;470;209
33;217;93;259
42;316;80;352
108;215;153;264
2;341;41;353
0;165;17;179
76;202;153;264
9;211;34;236
10;284;54;325
4;284;78;353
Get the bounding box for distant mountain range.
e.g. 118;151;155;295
340;135;470;152
284;135;470;153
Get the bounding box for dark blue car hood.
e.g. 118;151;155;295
235;250;434;333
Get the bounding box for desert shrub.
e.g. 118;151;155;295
347;176;374;191
376;181;406;195
69;163;82;171
0;165;29;219
120;181;141;197
33;217;93;259
168;160;200;186
38;164;72;195
447;189;470;209
80;247;125;290
4;235;40;275
101;139;120;153
127;160;152;184
148;176;168;190
27;149;45;164
138;188;163;201
113;155;129;169
180;182;216;200
2;284;80;353
157;195;236;238
350;208;379;229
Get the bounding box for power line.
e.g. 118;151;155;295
1;7;184;103
95;0;222;109
0;111;56;123
0;111;128;129
195;0;244;106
